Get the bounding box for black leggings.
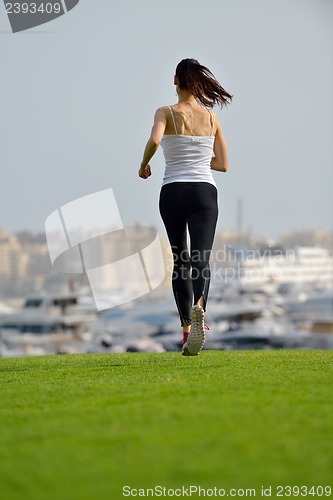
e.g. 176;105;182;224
159;182;218;326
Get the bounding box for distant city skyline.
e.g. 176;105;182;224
1;0;332;240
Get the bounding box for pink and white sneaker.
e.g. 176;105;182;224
182;305;208;356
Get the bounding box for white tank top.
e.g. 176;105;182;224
160;106;217;187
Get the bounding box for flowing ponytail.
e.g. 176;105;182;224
175;58;232;108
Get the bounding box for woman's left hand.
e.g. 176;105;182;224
138;164;152;179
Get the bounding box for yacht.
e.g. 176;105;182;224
0;290;99;357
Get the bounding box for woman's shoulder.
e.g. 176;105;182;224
156;105;174;114
153;106;171;120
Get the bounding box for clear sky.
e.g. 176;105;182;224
0;0;332;240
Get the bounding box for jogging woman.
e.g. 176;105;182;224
138;58;232;356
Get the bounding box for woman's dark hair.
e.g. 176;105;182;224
175;58;232;108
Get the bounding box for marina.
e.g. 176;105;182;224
1;246;332;357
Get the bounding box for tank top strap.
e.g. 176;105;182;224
168;106;179;135
208;109;215;136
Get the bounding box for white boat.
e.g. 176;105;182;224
0;290;100;357
0;290;97;333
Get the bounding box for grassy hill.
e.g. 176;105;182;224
1;351;332;499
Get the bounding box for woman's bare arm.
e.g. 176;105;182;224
211;115;228;172
138;108;166;179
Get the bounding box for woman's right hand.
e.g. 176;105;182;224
138;164;152;179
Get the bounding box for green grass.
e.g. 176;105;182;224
0;351;332;499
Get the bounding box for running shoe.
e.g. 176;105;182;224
183;305;206;356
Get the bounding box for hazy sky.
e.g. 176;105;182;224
1;0;332;240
